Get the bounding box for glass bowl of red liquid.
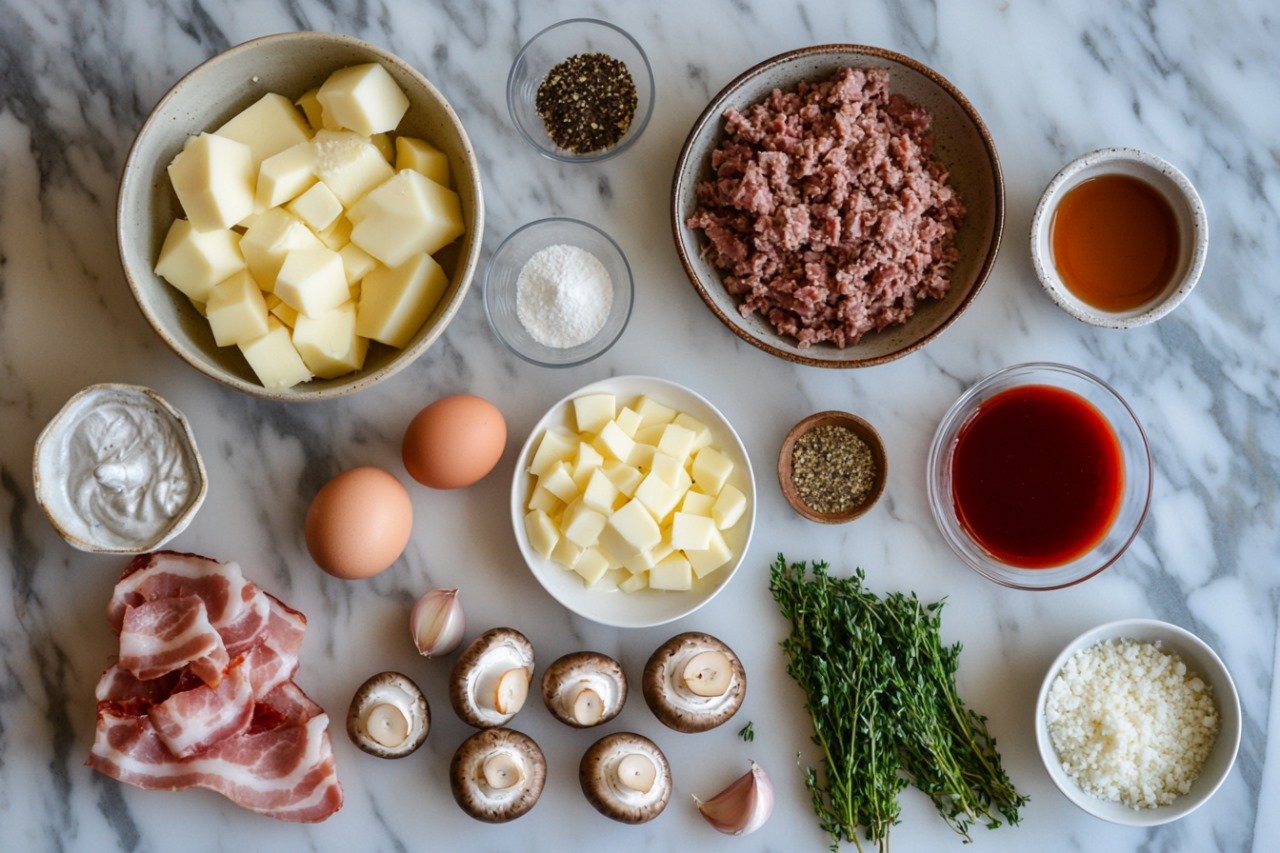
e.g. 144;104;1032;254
927;363;1151;590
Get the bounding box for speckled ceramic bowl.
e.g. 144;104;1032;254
1035;619;1240;825
672;44;1003;368
1031;147;1208;328
118;32;484;401
33;384;207;553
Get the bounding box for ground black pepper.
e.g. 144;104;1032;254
791;425;876;514
535;52;637;154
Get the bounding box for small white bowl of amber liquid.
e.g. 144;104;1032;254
1030;147;1208;329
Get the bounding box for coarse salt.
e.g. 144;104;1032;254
515;243;612;349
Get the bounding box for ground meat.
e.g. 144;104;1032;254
687;67;965;348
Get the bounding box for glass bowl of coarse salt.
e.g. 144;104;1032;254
484;217;634;367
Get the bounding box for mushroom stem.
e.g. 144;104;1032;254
617;753;657;793
364;703;409;749
482;752;525;789
571;687;605;725
683;650;732;697
493;668;530;714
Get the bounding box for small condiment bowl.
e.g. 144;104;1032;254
506;18;655;163
33;384;207;553
1031;147;1208;328
1035;618;1241;825
483;217;634;367
778;411;887;523
926;363;1151;589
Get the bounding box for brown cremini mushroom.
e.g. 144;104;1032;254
579;732;672;824
346;671;430;758
540;651;627;728
450;727;546;822
642;632;746;733
449;627;535;728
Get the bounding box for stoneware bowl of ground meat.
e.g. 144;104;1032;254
672;45;1003;367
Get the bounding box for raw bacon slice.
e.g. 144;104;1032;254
118;596;229;686
149;665;254;758
88;551;342;822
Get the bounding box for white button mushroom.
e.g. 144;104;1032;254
579;732;673;824
643;632;746;733
540;651;628;728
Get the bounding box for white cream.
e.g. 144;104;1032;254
35;385;206;552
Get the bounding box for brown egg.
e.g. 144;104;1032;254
306;466;413;579
403;395;507;489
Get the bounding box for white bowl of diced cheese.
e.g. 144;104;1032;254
1035;618;1241;826
118;31;483;400
511;375;756;628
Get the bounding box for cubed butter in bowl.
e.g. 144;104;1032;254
118;32;483;401
511;376;756;628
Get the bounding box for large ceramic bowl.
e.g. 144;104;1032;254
1035;619;1241;825
672;44;1003;368
510;376;755;628
118;32;484;401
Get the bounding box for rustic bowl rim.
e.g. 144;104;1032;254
778;410;887;523
670;43;1004;368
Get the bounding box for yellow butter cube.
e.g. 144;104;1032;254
311;129;395;205
619;571;648;593
238;320;312;390
529;428;576;476
571;441;605;489
649;554;693;591
348;169;464;267
562;500;607;548
602;499;661;558
337;243;376;284
671;512;717;552
632;423;666;447
287;181;343;231
673;412;713;450
692;447;735;495
634;472;681;522
651;453;691;491
686;528;733;578
551;536;583;570
355;252;447;348
215;93;312;171
596;420;635;463
370;132;394;163
154;219;245;302
657;423;697;465
527;485;563;516
295;88;325;130
712;484;748;530
292;301;368;378
239;208;323;291
168;133;255;231
256;141;316;209
395;136;451;186
274;246;349;318
523;508;559;558
316;63;409;136
634;395;676;427
538;460;578;503
681;490;715;517
602;461;643;497
266;293;298;328
614;407;642;437
582;469;619;515
205;270;269;346
572;393;616;434
572;548;611;586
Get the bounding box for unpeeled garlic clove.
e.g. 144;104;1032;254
693;761;774;836
411;588;465;657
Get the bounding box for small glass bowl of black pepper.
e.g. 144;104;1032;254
507;18;655;163
779;411;888;523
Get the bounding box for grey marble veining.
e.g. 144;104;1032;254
0;0;1276;850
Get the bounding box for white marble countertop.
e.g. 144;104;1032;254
0;1;1275;850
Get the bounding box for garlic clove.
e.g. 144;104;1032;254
682;650;732;697
411;588;465;657
694;761;774;836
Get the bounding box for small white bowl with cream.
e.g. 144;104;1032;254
1031;147;1208;328
33;384;207;553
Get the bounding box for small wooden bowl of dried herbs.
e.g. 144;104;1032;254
778;411;887;523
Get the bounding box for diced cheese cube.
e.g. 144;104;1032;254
274;246;349;318
355;252;447;348
602;461;642;497
238;319;312;390
255;140;316;208
596;420;635;463
634;395;677;427
370;132;394;163
573;394;616;434
287;181;343;231
296;88;325;130
632;423;666;447
656;423;697;465
167;133;254;231
671;512;717;551
686;528;733;578
621;547;658;575
529;428;576;476
550;536;582;570
634;472;681;522
205;270;269;346
239;208;323;290
649;554;693;591
316;63;409;135
582;469;619;514
603;499;661;557
526;485;563;516
266;293;298;327
314;214;353;250
538;461;578;504
571;442;605;489
561;500;607;548
628;442;657;470
154;219;245;301
712;484;748;530
215;93;312;171
395;136;451;186
523;508;559;558
619;571;648;593
292;301;368;378
347;170;464;266
681;490;715;517
691;447;734;495
338;242;376;284
673;412;713;450
614;407;641;438
651;453;690;490
311;129;395;205
572;547;611;586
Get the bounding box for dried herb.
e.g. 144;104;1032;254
791;425;875;514
536;52;637;154
768;555;1027;851
738;721;755;742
